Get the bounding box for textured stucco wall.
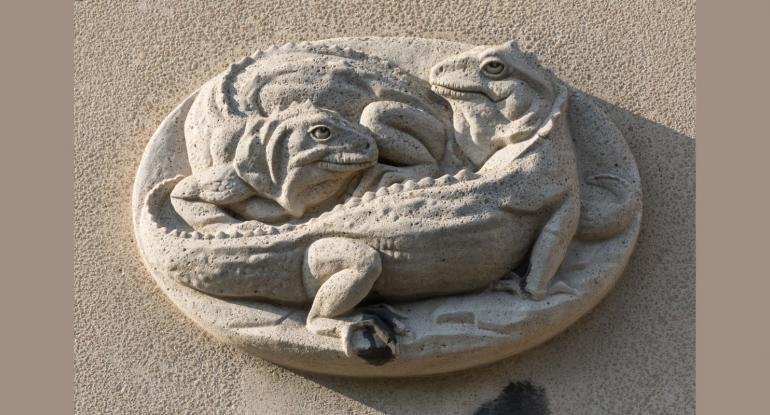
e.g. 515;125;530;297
74;1;695;414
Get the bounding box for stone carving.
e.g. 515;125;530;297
133;37;641;377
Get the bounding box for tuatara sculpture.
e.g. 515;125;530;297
133;37;644;376
139;41;641;361
140;79;580;358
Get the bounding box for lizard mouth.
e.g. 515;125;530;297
431;84;489;101
318;153;377;172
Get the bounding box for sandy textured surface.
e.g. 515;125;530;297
74;1;694;414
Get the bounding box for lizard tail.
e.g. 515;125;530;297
576;174;641;240
141;175;188;235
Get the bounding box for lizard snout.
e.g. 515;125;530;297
356;139;378;162
429;62;454;85
430;63;447;79
429;55;473;86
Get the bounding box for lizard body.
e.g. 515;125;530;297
184;42;469;203
139;41;638;358
140;80;576;357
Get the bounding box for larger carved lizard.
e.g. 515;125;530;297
139;80;579;360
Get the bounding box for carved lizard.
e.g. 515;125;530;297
183;42;469;206
171;100;379;228
140;81;578;359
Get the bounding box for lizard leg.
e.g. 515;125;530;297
170;167;256;232
303;238;410;359
169;196;241;233
303;237;382;325
356;101;446;193
524;194;580;300
360;101;448;164
303;238;382;336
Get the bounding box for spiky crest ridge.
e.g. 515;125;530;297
216;42;401;117
144;167;481;240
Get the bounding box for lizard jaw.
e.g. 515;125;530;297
318;160;376;172
431;84;484;100
431;83;506;103
318;153;377;172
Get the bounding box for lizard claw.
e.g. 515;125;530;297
359;303;409;327
524;280;577;301
492;272;525;296
341;317;399;365
547;281;578;296
526;287;548;301
359;303;410;338
340;304;408;365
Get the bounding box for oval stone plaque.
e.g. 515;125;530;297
132;37;641;377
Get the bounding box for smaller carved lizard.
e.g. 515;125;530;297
171;100;379;229
430;41;640;298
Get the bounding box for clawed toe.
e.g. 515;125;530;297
344;318;399;365
492;272;525;296
343;304;408;364
361;312;398;345
307;303;408;364
525;288;548;301
359;303;409;335
524;281;577;301
548;281;577;296
352;324;397;366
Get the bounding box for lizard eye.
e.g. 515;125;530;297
309;125;332;142
482;60;505;77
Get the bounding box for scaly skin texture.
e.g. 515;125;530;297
140;83;577;355
143;165;551;301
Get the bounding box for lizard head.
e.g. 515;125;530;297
234;100;379;218
429;41;558;166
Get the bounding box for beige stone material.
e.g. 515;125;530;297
133;38;640;376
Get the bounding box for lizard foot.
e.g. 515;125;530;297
525;281;578;301
306;313;399;365
342;304;408;365
358;303;409;335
